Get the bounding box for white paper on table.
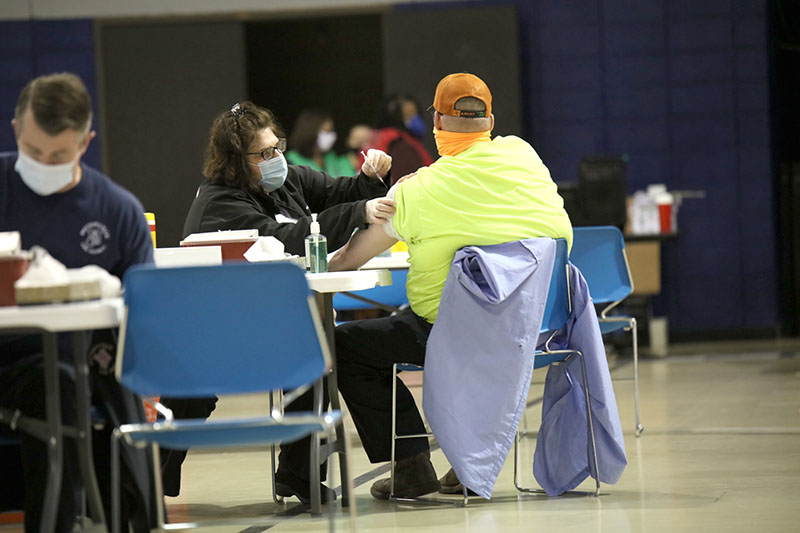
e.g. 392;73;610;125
244;236;286;262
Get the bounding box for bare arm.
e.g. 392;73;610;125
328;224;398;271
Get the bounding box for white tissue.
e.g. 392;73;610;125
0;231;22;257
15;246;69;288
244;236;286;262
66;265;122;299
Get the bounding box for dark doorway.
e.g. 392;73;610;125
772;0;800;335
245;15;384;154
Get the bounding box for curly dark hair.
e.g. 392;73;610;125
202;101;285;192
288;109;332;159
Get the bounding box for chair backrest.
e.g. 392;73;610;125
116;262;330;398
332;268;409;311
569;225;633;304
540;238;570;333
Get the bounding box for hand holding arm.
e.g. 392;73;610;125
364;197;396;224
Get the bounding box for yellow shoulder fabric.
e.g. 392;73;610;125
392;135;572;322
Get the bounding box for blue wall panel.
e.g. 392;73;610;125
668;0;731;17
503;0;775;333
669;19;733;50
0;19;99;169
539;26;600;57
670;52;734;84
603;0;663;22
604;23;666;54
670;85;735;115
605;55;668;85
606;86;668;118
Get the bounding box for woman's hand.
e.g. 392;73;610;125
361;149;392;180
365;197;396;224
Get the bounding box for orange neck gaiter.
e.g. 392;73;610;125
433;128;491;157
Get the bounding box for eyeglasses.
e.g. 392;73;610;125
245;138;287;161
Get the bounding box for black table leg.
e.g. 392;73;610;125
71;332;106;527
40;332;62;533
320;293;351;508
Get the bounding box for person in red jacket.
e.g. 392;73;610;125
366;94;434;186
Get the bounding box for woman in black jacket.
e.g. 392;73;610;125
164;101;395;505
183;101;395;252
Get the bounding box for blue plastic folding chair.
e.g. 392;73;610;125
570;226;642;436
389;239;601;502
332;269;409;314
512;238;600;496
111;262;349;532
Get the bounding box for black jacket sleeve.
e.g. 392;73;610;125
294;165;388;214
281;166;388;253
184;169;388;256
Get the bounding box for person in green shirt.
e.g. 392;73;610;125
284;109;355;177
328;72;572;500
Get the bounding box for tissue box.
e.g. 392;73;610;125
180;230;259;262
0;254;32;306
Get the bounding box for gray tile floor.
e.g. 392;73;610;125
159;346;800;532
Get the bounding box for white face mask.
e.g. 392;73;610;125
317;130;337;152
15;150;77;196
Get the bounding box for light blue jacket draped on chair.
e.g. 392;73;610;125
423;238;556;499
533;264;627;495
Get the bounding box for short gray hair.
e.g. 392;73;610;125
440;97;492;132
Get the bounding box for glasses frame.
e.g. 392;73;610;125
245;138;287;161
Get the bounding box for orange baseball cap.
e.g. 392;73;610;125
431;72;492;118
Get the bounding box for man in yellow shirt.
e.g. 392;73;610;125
329;72;572;500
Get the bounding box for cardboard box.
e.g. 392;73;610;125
625;241;661;295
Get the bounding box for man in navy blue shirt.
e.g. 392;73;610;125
0;73;154;532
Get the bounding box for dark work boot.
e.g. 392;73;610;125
370;450;440;500
275;470;337;505
438;467;478;496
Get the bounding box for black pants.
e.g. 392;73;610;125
159;382;328;497
0;357;155;533
0;361;78;533
334;307;433;463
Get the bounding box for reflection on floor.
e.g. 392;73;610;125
2;346;799;532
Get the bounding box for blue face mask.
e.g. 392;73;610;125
405;114;426;138
256;153;288;192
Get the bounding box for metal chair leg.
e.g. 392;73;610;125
310;380;323;516
151;443;167;532
514;351;601;497
575;350;600;497
269;391;285;505
390;363;398;499
630;317;643;437
389;363;468;506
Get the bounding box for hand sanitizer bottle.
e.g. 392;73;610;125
304;213;328;273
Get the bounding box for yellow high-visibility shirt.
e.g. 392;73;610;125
392;135;572;323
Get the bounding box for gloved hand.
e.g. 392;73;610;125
361;149;392;180
365;197;396;224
